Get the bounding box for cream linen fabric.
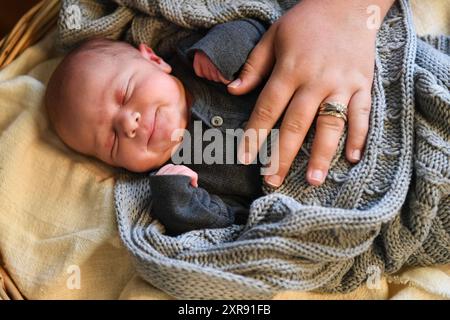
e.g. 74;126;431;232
0;0;448;300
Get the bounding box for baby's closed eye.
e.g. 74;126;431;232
122;77;134;105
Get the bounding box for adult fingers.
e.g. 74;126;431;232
264;88;324;187
306;94;351;186
227;24;276;95
346;89;371;163
237;67;297;165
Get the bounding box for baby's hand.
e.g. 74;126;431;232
193;51;231;85
156;164;198;187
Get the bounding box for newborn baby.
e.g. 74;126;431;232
46;19;267;235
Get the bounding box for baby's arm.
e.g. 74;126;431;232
149;164;240;235
186;19;267;84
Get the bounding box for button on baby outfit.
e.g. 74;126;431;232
211;115;223;127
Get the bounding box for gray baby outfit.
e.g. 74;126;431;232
149;19;267;235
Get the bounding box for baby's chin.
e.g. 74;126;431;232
122;154;168;173
125;139;178;173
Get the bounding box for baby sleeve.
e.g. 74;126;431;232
148;174;242;235
184;19;267;81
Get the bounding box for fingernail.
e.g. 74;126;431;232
265;175;282;187
309;170;324;184
351;149;361;161
228;78;242;88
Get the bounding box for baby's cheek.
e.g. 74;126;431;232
113;145;141;172
131;149;168;173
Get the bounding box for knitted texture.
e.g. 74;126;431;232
58;0;450;299
58;0;283;55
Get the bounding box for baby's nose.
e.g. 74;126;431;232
124;111;141;138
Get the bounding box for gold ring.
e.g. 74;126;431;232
318;101;348;122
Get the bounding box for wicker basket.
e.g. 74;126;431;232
0;0;59;69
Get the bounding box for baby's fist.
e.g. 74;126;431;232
156;164;198;187
193;51;231;85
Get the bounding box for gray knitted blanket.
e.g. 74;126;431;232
58;0;450;299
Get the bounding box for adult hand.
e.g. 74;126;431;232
228;0;395;187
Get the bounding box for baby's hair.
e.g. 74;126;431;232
65;37;139;59
45;38;139;135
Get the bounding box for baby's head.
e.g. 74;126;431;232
46;38;190;172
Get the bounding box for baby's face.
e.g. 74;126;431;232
57;44;190;172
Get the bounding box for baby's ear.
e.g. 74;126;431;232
138;44;172;73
